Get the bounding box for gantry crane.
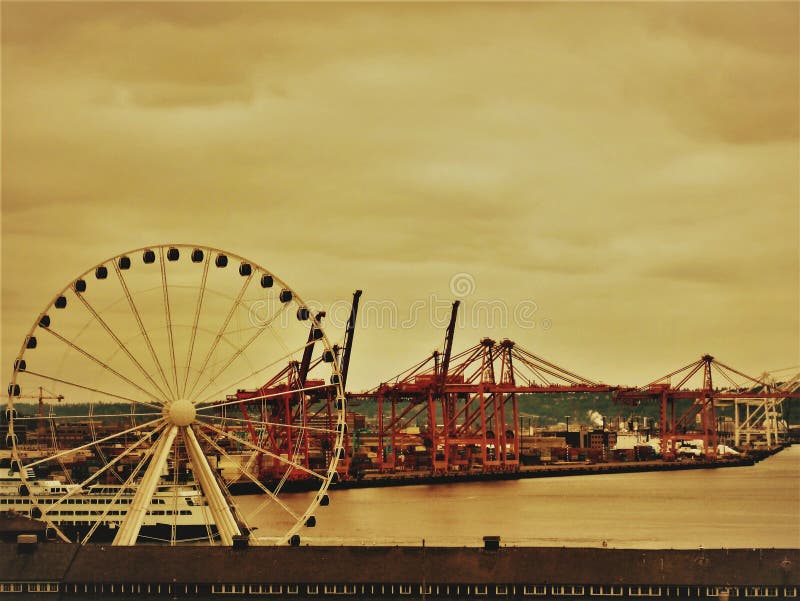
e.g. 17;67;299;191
615;355;800;460
223;290;363;484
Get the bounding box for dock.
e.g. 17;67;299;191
1;539;797;599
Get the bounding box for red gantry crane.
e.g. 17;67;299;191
215;290;362;485
353;301;611;476
614;355;800;461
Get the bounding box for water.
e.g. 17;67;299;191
241;447;800;548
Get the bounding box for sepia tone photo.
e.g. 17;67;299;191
1;2;798;599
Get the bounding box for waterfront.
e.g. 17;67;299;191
242;446;800;549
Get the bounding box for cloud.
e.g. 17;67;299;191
2;2;798;390
635;4;799;145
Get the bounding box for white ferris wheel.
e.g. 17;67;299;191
4;244;347;546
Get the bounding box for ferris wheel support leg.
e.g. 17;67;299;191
183;426;241;546
113;425;179;546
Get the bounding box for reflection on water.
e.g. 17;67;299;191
238;446;800;548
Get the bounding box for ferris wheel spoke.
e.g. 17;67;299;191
189;428;257;536
185;273;254;400
8;445;70;542
182;426;241;546
271;418;310;498
97;429;169;545
88;402;127;485
201;412;338;435
87;402;115;483
196;382;334;414
194;427;300;522
181;253;210;398
114;425;179;546
80;457;146;544
197;419;326;482
221;325;264;336
14;411;162;422
193;465;218;545
72;290;173;402
189;302;290;403
19;370;161;410
45;416;74;485
84;425;166;497
158;248;181;398
38;421;167;544
39;327;165;405
23;416;165;471
192;338;326;409
45;422;167;516
113;261;177;401
36;514;72;543
85;472;144;543
169;429;185;546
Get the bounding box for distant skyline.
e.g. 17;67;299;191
2;2;798;392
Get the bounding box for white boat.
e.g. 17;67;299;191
0;466;220;542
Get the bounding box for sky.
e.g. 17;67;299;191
2;2;798;393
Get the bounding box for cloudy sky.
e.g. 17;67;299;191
2;2;798;392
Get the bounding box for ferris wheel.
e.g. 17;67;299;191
4;244;346;546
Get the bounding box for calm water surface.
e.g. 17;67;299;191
242;446;800;548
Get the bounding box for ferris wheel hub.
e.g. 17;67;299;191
166;399;196;426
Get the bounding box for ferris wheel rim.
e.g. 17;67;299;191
6;243;347;546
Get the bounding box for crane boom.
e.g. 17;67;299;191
339;290;362;391
440;300;460;387
298;312;326;387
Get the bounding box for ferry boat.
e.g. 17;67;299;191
0;466;219;542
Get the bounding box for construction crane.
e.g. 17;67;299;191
16;386;64;441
